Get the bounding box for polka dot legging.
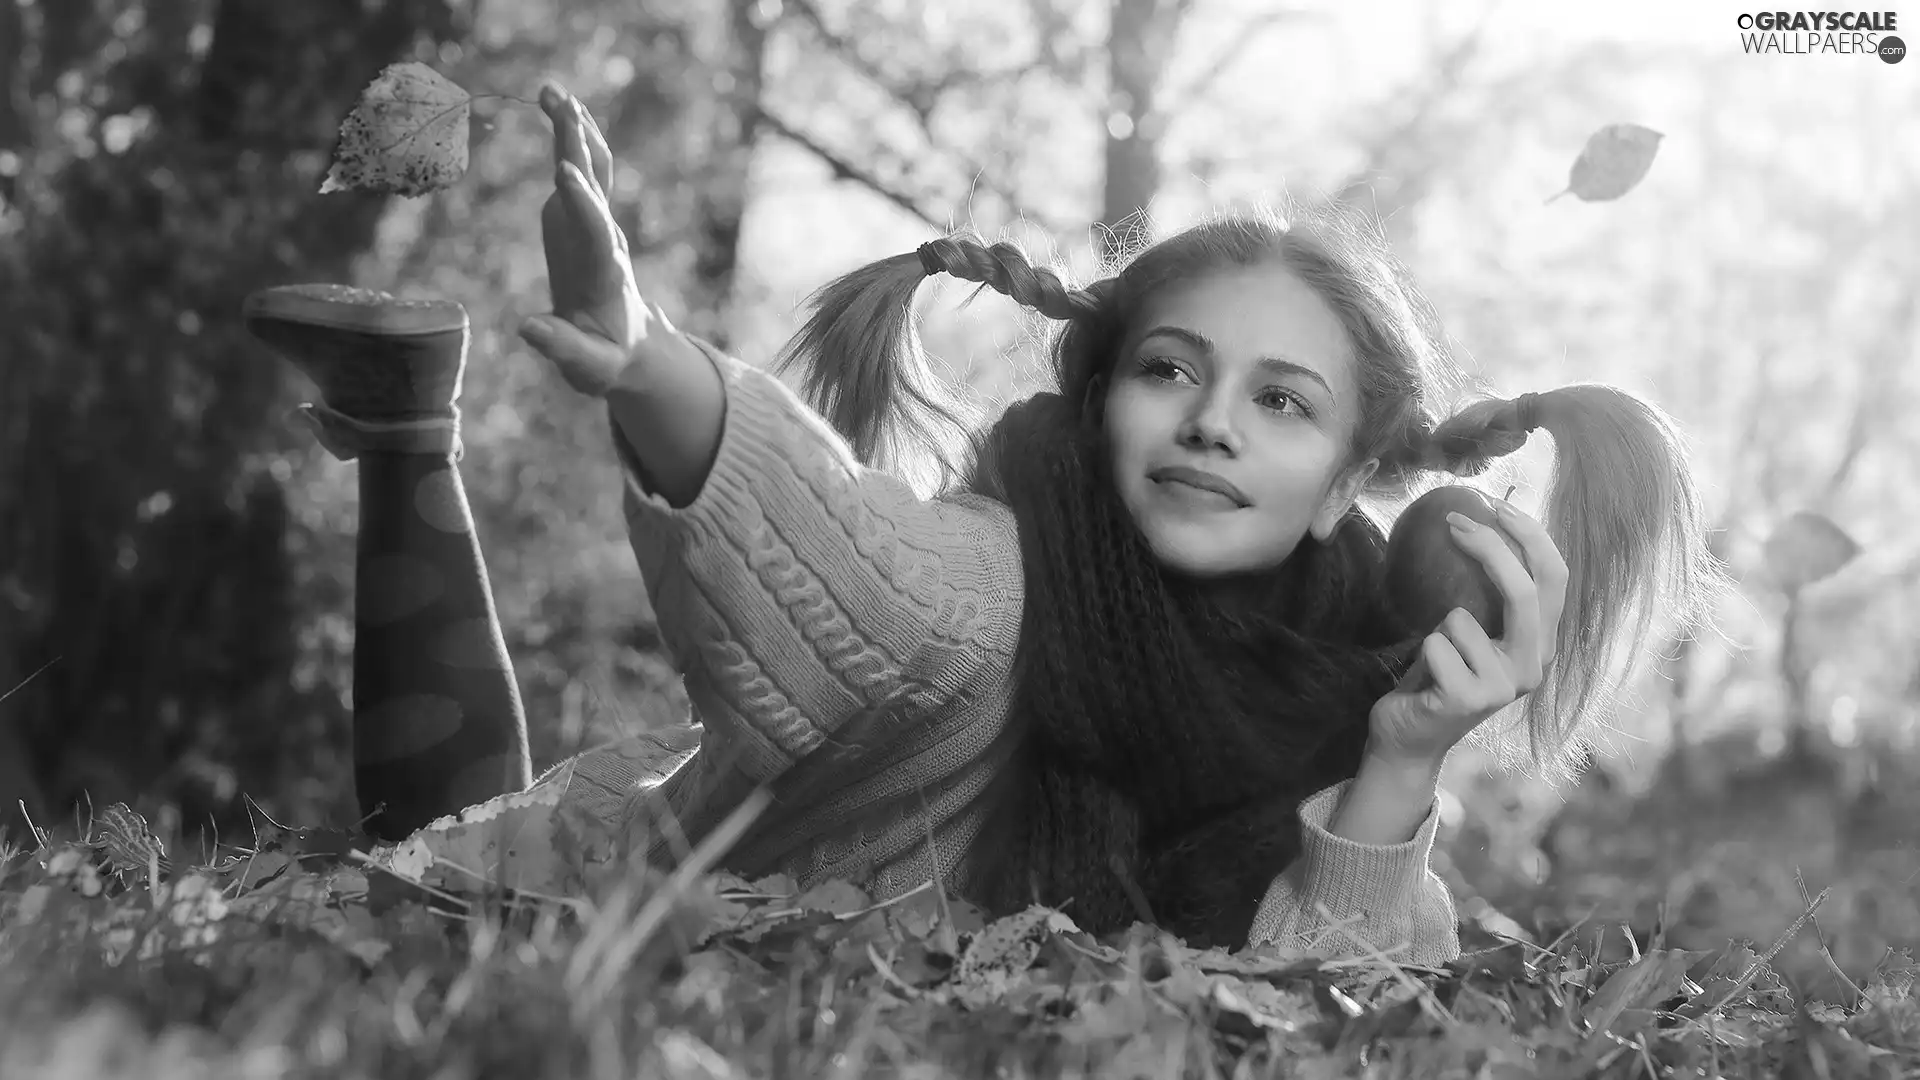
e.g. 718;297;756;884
305;403;534;840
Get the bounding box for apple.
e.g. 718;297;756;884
1381;486;1527;640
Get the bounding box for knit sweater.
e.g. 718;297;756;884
556;342;1462;965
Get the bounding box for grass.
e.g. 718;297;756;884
2;787;1918;1080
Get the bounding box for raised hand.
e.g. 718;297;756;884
1364;499;1570;768
526;83;647;396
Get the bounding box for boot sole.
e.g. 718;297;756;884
243;284;468;337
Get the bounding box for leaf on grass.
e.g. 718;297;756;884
1548;123;1663;203
1862;948;1917;1004
1208;978;1317;1038
881;884;988;952
1762;510;1862;592
224;867;393;966
320;61;471;197
1581;949;1710;1039
953;905;1078;998
93;803;168;882
1187;945;1327;983
227;849;293;890
1849;950;1920;1048
1683;941;1791;1016
792;879;871;917
750;873;798;896
367;773;578;898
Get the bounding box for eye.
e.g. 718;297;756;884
1256;386;1315;419
1136;355;1197;385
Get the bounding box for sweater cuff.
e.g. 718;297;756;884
1292;779;1442;918
607;338;779;524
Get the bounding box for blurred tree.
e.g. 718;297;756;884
0;0;468;836
760;0;1081;233
1095;0;1184;257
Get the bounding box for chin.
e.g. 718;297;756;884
1138;516;1269;578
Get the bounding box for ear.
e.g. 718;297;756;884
1082;373;1109;426
1310;457;1378;541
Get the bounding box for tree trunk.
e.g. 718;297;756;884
1098;0;1184;262
1781;591;1818;765
684;0;770;351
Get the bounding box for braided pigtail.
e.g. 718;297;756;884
1381;392;1545;478
1389;386;1728;776
915;236;1104;323
774;233;1099;493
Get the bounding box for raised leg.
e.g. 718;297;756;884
244;284;532;840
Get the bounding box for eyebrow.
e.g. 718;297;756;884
1135;324;1337;403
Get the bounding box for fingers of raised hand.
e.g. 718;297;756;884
540;85;594;190
540;84;618;199
518;315;628;398
573;96;615;194
558;161;624;266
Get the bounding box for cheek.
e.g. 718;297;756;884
1242;435;1347;516
1101;383;1171;464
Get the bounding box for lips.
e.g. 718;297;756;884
1148;465;1250;507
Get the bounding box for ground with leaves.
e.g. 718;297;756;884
2;788;1918;1080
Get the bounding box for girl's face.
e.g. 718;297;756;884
1103;261;1377;577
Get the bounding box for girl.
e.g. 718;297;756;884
248;85;1721;964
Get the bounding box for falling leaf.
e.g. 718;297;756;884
320;62;471;197
1547;123;1664;204
1762;510;1862;593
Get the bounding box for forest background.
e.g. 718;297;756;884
2;0;1918;1003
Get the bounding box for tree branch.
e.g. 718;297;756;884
786;0;1059;114
757;108;944;230
776;0;1073;235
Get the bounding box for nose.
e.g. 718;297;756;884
1177;391;1242;455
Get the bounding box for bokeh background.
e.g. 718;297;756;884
3;0;1916;999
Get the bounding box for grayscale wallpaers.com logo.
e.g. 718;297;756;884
1736;10;1905;61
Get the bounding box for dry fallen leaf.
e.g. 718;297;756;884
321;61;471;197
952;905;1080;1000
1547;123;1664;204
368;767;578;897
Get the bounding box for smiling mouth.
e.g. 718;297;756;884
1148;466;1250;508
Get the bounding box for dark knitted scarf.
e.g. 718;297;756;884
966;393;1417;948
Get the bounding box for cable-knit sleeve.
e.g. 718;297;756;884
606;338;1025;786
1245;781;1461;966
